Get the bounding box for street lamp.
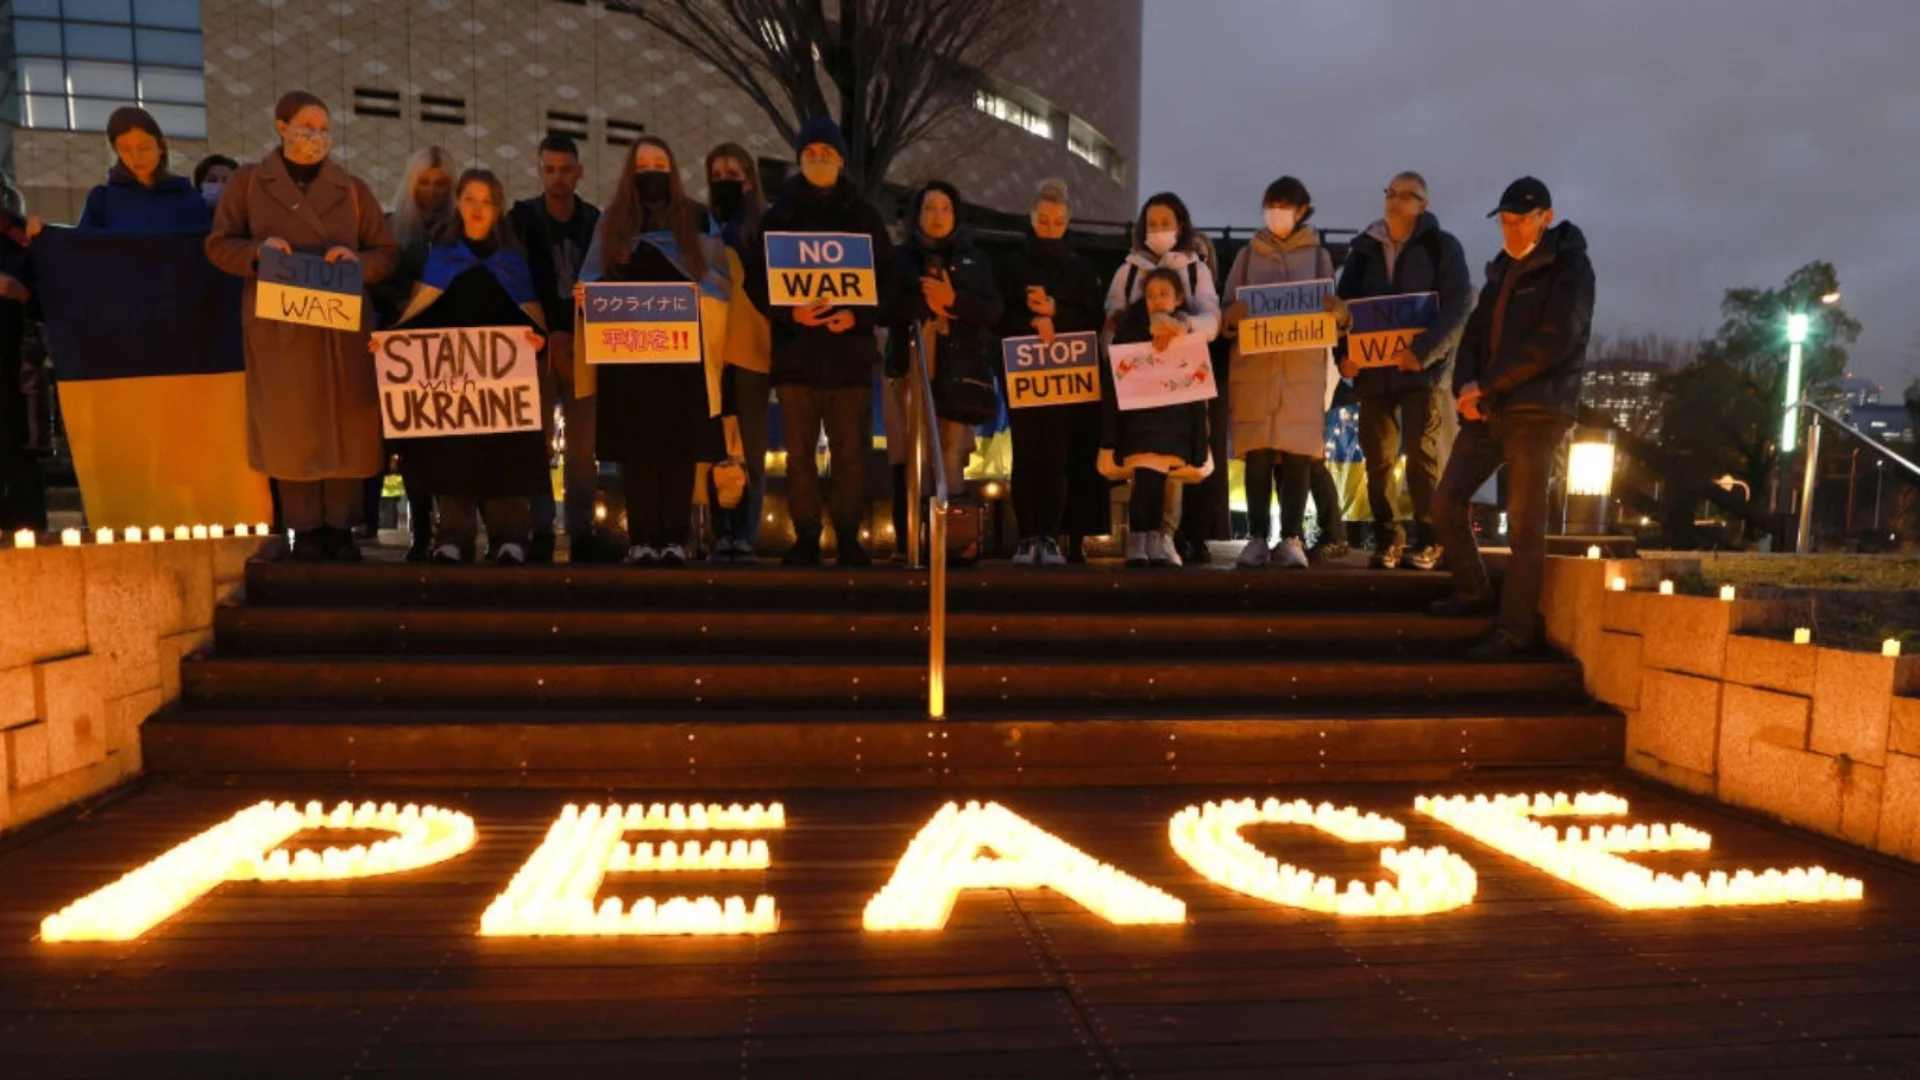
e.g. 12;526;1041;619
1562;428;1616;534
1781;312;1810;452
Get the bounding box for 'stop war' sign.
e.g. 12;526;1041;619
256;247;364;331
764;232;878;307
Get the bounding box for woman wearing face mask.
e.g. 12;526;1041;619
883;181;1003;561
50;107;210;234
381;168;547;567
1220;176;1337;570
205;90;399;562
705;142;770;562
193;155;238;209
1103;192;1221;568
998;179;1107;566
575;136;730;566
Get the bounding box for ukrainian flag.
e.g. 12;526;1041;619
33;228;271;530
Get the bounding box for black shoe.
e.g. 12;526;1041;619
782;535;822;566
405;534;432;563
1308;539;1350;565
1428;592;1494;618
1066;535;1088;564
1182;538;1212;565
1466;632;1530;662
837;542;872;568
529;532;557;564
1403;543;1443;571
325;527;363;562
291;529;329;562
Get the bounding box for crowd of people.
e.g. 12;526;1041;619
0;92;1595;658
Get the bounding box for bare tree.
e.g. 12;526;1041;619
609;0;1043;196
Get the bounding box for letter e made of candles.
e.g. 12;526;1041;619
1003;331;1101;408
375;326;542;438
583;282;703;364
256;246;364;331
1239;279;1337;355
764;231;878;306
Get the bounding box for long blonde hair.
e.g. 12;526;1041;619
390;146;456;250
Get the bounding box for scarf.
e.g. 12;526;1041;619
395;237;543;328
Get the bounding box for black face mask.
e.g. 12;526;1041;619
709;179;745;223
636;170;672;204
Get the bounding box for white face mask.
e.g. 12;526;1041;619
1263;207;1296;238
1144;228;1178;256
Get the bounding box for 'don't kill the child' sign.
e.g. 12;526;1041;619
255;247;364;331
1237;279;1336;355
764;232;878;306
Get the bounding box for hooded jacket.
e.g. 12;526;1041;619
78;167;211;234
1334;211;1472;398
1221;226;1334;456
742;173;899;390
1453;221;1594;418
1104;245;1221;343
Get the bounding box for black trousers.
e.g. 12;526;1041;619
0;449;46;532
278;477;363;532
1010;401;1101;539
1243;449;1318;542
436;495;530;554
1359;384;1444;547
620;451;699;548
1129;466;1168;534
1432;411;1574;645
779;384;870;550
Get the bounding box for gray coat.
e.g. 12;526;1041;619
205;150;398;480
1221;227;1335;457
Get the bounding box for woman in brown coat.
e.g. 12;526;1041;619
206;90;398;560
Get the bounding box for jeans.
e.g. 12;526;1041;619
1359;384;1444;548
1432;411;1574;646
779;383;870;551
532;342;600;538
278;477;363;532
437;495;530;555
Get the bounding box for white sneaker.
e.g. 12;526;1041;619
1011;538;1039;566
1275;536;1309;569
495;542;526;567
1038;537;1067;567
1235;537;1271;569
626;544;659;564
659;543;687;566
1149;531;1182;568
1125;532;1149;567
430;543;463;565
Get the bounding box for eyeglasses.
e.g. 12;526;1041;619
1385;188;1426;203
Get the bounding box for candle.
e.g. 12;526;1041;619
95;527;114;545
255;523;270;536
210;524;226;539
146;526;165;542
1658;580;1674;595
1886;639;1904;658
1586;545;1601;559
61;529;82;547
1608;577;1626;592
1718;585;1735;601
233;524;250;537
191;525;208;540
124;526;143;543
12;528;34;549
172;526;189;541
1793;628;1811;645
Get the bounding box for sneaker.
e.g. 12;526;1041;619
1235;537;1272;569
529;532;557;564
1428;592;1494;618
782;535;822;566
659;543;687;566
1308;539;1351;565
430;543;464;565
837;542;872;568
291;529;329;562
1124;532;1149;568
495;542;526;567
1038;537;1067;567
1011;538;1039;566
1370;543;1404;570
626;544;660;565
1149;531;1181;569
1403;544;1444;571
1275;536;1309;569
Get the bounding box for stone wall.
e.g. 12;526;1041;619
1542;556;1920;864
0;535;278;835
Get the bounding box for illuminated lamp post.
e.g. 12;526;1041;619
1561;428;1616;536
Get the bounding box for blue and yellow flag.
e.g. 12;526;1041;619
33;228;271;530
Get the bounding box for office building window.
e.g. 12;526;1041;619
9;0;206;137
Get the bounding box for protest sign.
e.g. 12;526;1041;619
764;231;878;306
1109;332;1216;412
1238;278;1337;355
255;247;364;331
374;325;541;439
582;282;702;364
1348;292;1439;368
1002;331;1101;408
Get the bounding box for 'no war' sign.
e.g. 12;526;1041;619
764;231;877;306
1002;331;1101;408
1347;292;1439;369
256;247;364;331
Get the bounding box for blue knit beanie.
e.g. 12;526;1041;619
794;115;849;161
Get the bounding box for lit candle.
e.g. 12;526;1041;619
61;529;82;546
1608;577;1626;592
1718;585;1735;601
12;528;34;549
1586;545;1601;559
96;527;114;545
124;526;143;543
147;526;165;542
233;524;250;537
1658;580;1674;595
210;524;226;539
191;525;208;540
1886;639;1904;658
172;526;189;541
255;523;270;536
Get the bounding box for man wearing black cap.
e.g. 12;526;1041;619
742;116;899;566
1429;177;1594;660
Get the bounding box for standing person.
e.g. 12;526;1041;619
58;108;210;234
193;154;239;208
205;90;398;561
1000;179;1107;566
1220;176;1335;570
705;142;770;562
1331;171;1473;571
1104;192;1220;568
886;181;1002;560
0;172;44;531
510;134;606;563
384;168;547;566
1101;267;1210;568
1429;177;1594;659
369;146;456;557
741;117;898;567
578;135;728;566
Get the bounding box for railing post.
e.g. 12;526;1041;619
1796;413;1821;554
928;492;947;721
906;342;926;570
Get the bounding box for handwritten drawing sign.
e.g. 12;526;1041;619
374;325;541;439
1002;331;1101;409
764;231;878;306
582;282;702;364
1108;332;1216;412
1239;278;1336;355
256;247;363;331
1348;292;1439;368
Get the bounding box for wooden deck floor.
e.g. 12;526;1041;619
4;771;1918;1078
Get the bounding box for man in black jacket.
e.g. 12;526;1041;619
1332;171;1472;571
508;134;604;562
742;117;900;566
1430;177;1594;660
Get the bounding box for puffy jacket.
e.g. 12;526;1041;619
1454;221;1594;418
742;174;899;390
1221;227;1334;456
1104;247;1221;342
1334;211;1472;398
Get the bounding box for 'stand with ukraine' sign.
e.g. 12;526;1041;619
1002;332;1101;408
763;231;877;306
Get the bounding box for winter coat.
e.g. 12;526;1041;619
370;217;436;329
586;232;727;466
1335;211;1473;398
78;168;211;234
1454;221;1594;419
508;195;600;333
388;238;550;497
1221;227;1334;457
205;150;399;480
997;233;1106;341
0;216;31;456
883;227;1003;381
1103;246;1221;342
1100;300;1209;468
742;174;899;390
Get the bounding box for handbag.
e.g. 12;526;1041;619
929;321;1001;427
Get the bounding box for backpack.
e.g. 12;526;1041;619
1121;260;1201;308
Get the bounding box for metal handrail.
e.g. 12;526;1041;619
905;321;950;720
1791;399;1920;553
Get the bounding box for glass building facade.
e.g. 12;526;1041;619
8;0;206;139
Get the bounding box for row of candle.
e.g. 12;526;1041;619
11;524;276;549
1413;793;1863;909
557;800;786;832
480;894;777;937
1602;574;1903;655
862;801;1187;931
241;801;476;882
